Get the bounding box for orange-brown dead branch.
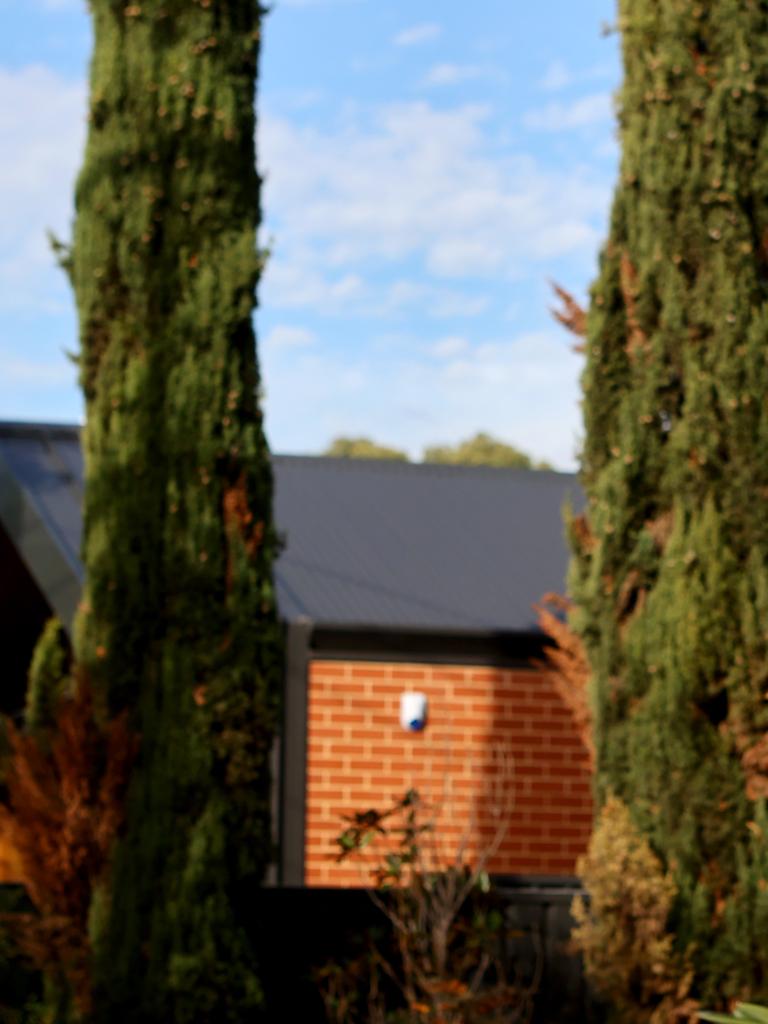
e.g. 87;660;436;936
550;281;587;352
223;472;265;592
738;732;768;801
619;252;648;358
0;679;138;1014
534;593;594;769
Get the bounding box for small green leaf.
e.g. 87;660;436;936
699;1005;768;1023
487;908;503;931
385;854;402;877
698;1008;768;1023
337;831;355;850
737;1006;768;1022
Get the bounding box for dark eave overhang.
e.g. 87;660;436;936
308;621;549;666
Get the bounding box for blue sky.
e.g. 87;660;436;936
0;0;619;468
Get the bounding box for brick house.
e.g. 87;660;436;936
0;421;592;887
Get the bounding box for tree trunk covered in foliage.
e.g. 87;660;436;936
69;3;281;1020
570;0;768;1014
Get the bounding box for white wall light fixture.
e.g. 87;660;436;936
400;691;428;732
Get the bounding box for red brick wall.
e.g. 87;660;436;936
305;659;592;886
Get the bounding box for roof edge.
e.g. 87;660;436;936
0;421;82;440
272;452;577;479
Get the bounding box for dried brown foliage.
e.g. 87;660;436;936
550;281;587;351
534;593;594;769
720;707;768;800
223;472;265;592
619;252;648;358
735;731;768;801
571;513;597;555
0;832;24;883
645;509;675;552
572;796;698;1024
0;679;138;1015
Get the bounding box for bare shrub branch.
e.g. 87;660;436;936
322;752;540;1023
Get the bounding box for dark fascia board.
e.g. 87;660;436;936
0;448;81;633
0;421;81;439
308;623;551;667
279;618;313;887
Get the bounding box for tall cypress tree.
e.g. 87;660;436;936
69;3;281;1020
570;0;768;1013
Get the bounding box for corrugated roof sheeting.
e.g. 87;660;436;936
0;423;581;634
273;456;580;632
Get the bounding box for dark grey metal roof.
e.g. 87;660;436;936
273;455;580;632
0;421;580;634
0;422;84;627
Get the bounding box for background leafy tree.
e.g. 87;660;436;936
325;431;551;469
325;436;409;461
66;2;282;1020
423;432;552;470
568;0;768;1015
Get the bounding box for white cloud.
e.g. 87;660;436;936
423;63;496;87
422;330;583;467
1;355;74;386
0;64;86;312
597;137;620;160
0;60;601;465
523;92;613;132
429;336;469;359
531;220;600;260
264;258;364;312
272;88;325;112
278;0;362;6
427;238;505;277
539;60;573;92
262;329;583;469
539;59;615;93
261;274;492;322
427;291;489;319
381;281;490;319
260;100;611;308
18;0;81;8
393;22;441;47
263;324;316;351
0;0;82;9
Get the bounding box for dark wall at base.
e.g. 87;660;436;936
0;880;604;1021
0;523;51;715
248;880;605;1024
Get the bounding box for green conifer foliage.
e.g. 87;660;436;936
69;3;281;1020
570;0;768;1011
25;618;71;736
